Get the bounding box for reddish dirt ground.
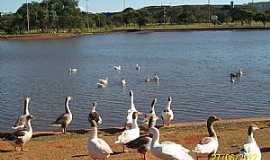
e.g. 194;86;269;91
0;117;270;160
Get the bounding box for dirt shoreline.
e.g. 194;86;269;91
0;116;270;160
1;26;270;41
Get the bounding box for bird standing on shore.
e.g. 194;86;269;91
88;102;102;126
126;113;156;160
126;90;138;128
144;98;158;127
240;125;261;160
87;118;113;159
12;97;31;130
150;127;193;160
3;115;33;151
126;135;152;160
194;116;220;160
161;97;174;127
116;112;140;152
51;96;73;134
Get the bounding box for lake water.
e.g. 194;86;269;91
0;31;270;131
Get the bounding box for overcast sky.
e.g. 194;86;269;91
1;0;268;13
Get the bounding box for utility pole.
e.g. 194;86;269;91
163;4;166;24
86;0;90;32
208;0;211;27
161;1;166;25
122;0;126;29
26;0;30;32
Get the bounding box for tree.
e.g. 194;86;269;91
254;13;266;26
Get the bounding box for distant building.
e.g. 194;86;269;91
249;1;270;12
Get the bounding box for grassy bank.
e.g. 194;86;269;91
0;117;270;160
1;23;270;41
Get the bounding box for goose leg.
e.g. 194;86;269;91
143;153;147;160
208;153;212;160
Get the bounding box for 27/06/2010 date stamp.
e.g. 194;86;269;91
211;153;258;160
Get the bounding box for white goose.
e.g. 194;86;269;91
121;78;127;87
116;112;140;152
113;65;121;71
126;90;138;128
87;119;113;159
97;77;108;88
68;68;78;73
161;97;174;127
150;127;193;160
240;125;261;160
144;98;158;127
12;97;31;130
3;115;33;151
88;102;102;126
51;96;73;134
194;116;220;159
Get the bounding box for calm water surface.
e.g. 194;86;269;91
0;31;270;131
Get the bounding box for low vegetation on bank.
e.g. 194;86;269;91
1;0;270;35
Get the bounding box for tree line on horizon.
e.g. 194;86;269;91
1;0;270;34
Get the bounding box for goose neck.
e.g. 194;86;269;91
166;101;171;110
27;120;32;133
151;128;160;147
248;129;256;143
132;118;138;129
65;99;71;113
90;127;98;139
92;106;96;112
207;121;217;138
24;99;30;115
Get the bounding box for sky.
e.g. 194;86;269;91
1;0;269;13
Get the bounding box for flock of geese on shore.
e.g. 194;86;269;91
0;90;264;160
0;65;263;160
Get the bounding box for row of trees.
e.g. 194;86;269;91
1;0;270;34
